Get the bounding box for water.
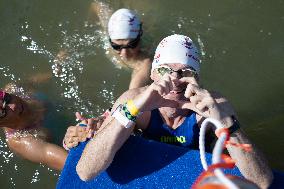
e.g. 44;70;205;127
0;0;284;188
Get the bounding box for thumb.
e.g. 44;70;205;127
179;100;196;110
75;112;85;120
86;118;94;130
75;112;87;125
179;101;208;117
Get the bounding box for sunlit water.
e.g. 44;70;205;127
1;0;284;188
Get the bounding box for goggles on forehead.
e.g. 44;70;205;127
155;65;197;78
0;91;12;118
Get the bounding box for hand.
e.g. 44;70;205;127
133;74;181;112
179;77;233;126
63;112;105;149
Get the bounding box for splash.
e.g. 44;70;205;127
19;20;118;117
197;34;206;57
20;22;105;116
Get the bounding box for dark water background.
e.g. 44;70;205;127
0;0;283;188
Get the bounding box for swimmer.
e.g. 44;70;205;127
73;34;273;188
0;85;67;170
89;2;152;89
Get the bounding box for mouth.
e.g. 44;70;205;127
170;88;186;94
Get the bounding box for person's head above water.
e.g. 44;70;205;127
152;34;200;74
0;90;32;128
151;34;200;80
108;8;142;60
149;34;201;101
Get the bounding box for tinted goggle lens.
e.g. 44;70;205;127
109;35;141;51
156;66;197;77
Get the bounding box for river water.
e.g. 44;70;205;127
0;0;284;188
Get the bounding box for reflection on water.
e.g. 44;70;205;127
1;0;284;188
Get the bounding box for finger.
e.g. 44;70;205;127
163;74;173;92
195;100;208;112
195;97;215;117
184;83;198;99
75;112;87;122
96;120;103;130
160;81;170;95
67;141;79;148
155;84;169;96
75;112;83;120
87;129;95;138
179;77;198;86
189;95;203;104
179;100;197;111
185;83;209;98
86;118;94;129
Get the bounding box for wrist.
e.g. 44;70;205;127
228;115;241;135
132;96;147;112
132;85;155;112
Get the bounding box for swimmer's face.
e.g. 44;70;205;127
110;38;140;60
0;93;29;127
151;63;199;100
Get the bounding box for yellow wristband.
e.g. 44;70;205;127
127;100;140;116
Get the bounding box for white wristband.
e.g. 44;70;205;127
112;106;134;128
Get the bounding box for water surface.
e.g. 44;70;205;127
0;0;284;188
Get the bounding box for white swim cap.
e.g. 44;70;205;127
152;34;200;74
108;9;141;40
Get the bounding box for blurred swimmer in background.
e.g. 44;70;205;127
0;84;67;170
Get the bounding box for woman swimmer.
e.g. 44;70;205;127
0;86;67;170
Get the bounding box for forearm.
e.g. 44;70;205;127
76;117;134;181
227;129;273;189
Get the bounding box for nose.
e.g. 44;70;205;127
7;104;16;111
168;75;182;87
119;48;129;59
170;71;182;79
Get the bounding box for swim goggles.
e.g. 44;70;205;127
155;65;197;78
109;34;141;51
0;91;12;118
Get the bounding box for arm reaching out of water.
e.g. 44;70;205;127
129;58;151;89
6;136;67;170
89;0;113;30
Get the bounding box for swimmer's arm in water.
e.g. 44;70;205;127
129;58;152;89
6;136;67;170
89;0;113;30
76;88;145;181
